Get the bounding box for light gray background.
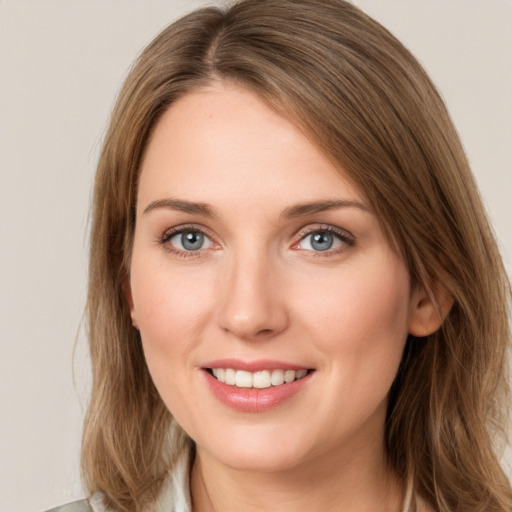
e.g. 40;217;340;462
0;1;511;511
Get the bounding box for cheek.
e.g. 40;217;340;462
129;254;215;365
296;257;411;375
129;258;217;421
291;259;411;441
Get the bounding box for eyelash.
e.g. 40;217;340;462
158;224;355;258
293;225;355;257
158;224;215;258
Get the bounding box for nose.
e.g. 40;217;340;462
216;251;289;341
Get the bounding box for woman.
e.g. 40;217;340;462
48;0;512;511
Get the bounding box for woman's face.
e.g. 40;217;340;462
129;82;424;473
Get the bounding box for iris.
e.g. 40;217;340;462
181;231;204;251
310;231;334;251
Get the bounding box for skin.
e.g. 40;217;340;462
127;82;441;512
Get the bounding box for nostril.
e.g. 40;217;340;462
256;328;274;336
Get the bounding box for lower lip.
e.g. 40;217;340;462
203;370;313;413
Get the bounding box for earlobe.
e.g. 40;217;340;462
408;284;453;337
122;279;139;330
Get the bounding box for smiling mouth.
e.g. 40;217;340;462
206;368;313;389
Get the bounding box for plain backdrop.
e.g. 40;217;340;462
0;1;511;510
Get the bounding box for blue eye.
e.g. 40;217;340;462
309;231;335;251
297;228;352;252
168;230;213;251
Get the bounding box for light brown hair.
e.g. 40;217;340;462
82;1;512;510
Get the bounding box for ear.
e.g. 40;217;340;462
408;283;453;337
122;278;139;330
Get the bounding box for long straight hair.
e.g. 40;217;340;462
82;1;512;510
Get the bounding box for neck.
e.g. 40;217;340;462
190;435;404;512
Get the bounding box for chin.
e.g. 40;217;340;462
194;423;315;473
208;447;308;474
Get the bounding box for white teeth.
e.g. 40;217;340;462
271;369;285;386
295;369;307;379
225;368;236;385
284;370;296;383
211;368;309;388
253;370;271;389
235;370;252;388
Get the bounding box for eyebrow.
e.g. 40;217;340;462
142;197;371;218
143;198;216;217
281;199;372;218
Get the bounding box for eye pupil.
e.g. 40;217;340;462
311;231;333;251
181;231;204;250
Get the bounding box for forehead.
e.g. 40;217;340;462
137;82;366;214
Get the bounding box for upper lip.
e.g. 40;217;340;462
202;359;312;372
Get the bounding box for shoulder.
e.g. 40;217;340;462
45;499;93;512
44;449;191;512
